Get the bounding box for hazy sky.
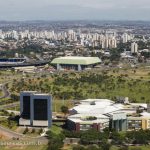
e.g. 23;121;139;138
0;0;150;21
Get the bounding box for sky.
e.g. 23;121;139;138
0;0;150;21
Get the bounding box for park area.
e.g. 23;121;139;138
8;66;150;113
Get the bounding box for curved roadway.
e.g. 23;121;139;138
0;84;48;144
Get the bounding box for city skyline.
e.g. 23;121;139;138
0;0;150;21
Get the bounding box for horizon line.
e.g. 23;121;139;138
0;19;150;22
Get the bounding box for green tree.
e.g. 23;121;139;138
80;129;99;145
86;144;101;150
46;131;65;150
119;146;129;150
100;139;111;150
61;106;69;117
31;128;35;133
72;145;86;150
23;127;29;134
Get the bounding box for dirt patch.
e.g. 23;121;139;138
15;127;25;134
5;145;27;149
0;133;9;140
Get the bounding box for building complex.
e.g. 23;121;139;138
68;99;150;132
18;91;150;132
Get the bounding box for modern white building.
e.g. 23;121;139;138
68;99;128;132
68;98;150;132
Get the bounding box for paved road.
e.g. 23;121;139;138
0;102;19;111
0;75;50;144
0;60;49;68
0;100;48;144
0;83;16;111
0;125;48;144
0;84;10;99
0;125;23;138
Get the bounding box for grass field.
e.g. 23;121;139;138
1;144;150;150
50;124;63;135
5;66;150;112
52;99;74;112
111;145;150;150
1;142;150;150
1;66;150;111
0;145;47;150
0;70;23;84
109;66;150;80
0;117;18;131
0;90;3;96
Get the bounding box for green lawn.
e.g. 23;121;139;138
1;144;150;150
5;66;150;111
0;89;3;96
0;70;23;84
0;117;18;131
52;99;73;112
111;145;150;150
129;145;150;150
50;124;63;135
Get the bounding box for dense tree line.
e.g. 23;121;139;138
50;128;150;150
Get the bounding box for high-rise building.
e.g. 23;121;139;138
131;42;138;53
122;33;128;43
109;37;117;48
102;36;109;49
19;91;52;127
101;36;117;49
122;33;134;43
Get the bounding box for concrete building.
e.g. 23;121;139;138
110;37;117;48
68;99;128;132
122;33;134;43
19;91;52;127
131;42;138;53
108;112;127;131
68;99;150;132
101;36;117;49
127;117;143;131
51;56;101;71
127;112;150;131
67;113;109;132
14;66;37;73
122;33;128;43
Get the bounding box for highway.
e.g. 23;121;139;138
0;60;49;68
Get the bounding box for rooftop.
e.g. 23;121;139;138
69;99;149;124
68;113;109;124
70;99;123;115
51;56;101;65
